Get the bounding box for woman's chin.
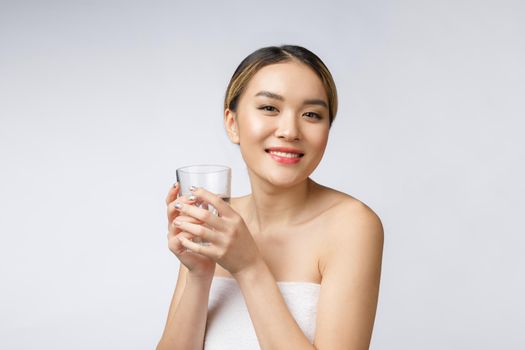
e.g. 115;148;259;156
265;173;306;188
247;166;312;189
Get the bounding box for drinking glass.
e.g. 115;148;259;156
176;164;231;244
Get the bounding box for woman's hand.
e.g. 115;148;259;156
172;187;262;276
165;183;215;279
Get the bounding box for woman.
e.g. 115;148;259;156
157;45;384;350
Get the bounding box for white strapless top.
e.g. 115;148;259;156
204;277;320;350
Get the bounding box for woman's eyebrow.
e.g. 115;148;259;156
254;90;284;101
254;90;328;108
303;99;328;108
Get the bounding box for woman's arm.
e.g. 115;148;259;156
157;184;216;350
156;265;213;350
233;203;383;350
314;203;384;349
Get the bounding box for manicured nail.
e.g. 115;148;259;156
188;194;196;201
173;220;182;226
189;185;197;192
174;202;183;210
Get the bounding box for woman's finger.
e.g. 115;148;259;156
168;231;198;255
173;220;219;244
169;214;204;231
168;214;199;236
178;235;216;257
167;194;197;223
168;217;202;239
165;182;180;205
172;201;223;230
190;186;233;218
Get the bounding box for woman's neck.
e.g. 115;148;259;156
245;175;317;234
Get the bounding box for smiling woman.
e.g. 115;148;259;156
157;45;384;350
225;59;333;189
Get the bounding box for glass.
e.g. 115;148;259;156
176;164;231;245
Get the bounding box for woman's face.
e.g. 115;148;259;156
226;60;331;188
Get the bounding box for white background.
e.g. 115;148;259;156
1;0;524;349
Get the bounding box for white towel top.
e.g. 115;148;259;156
204;276;320;350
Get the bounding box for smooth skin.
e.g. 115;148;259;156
157;61;384;350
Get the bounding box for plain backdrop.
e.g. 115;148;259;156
1;0;524;349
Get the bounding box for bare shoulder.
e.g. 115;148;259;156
314;184;384;261
333;196;383;238
316;184;383;230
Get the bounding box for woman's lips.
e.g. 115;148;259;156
266;150;303;164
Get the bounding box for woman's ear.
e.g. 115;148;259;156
224;109;240;144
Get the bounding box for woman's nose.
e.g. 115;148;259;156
275;113;301;141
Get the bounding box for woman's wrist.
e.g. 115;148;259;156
231;257;269;286
186;269;215;286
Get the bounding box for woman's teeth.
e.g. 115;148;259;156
269;151;301;158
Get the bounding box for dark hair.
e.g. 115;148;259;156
224;45;338;126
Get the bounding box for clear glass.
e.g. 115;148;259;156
176;164;231;245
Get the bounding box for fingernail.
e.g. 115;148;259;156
173;220;182;226
173;182;179;188
189;185;197;192
174;202;183;210
188;194;196;201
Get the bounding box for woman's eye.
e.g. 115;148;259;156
304;112;322;120
258;105;278;112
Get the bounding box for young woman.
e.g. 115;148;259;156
157;45;384;350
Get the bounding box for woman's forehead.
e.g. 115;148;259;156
244;62;328;101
